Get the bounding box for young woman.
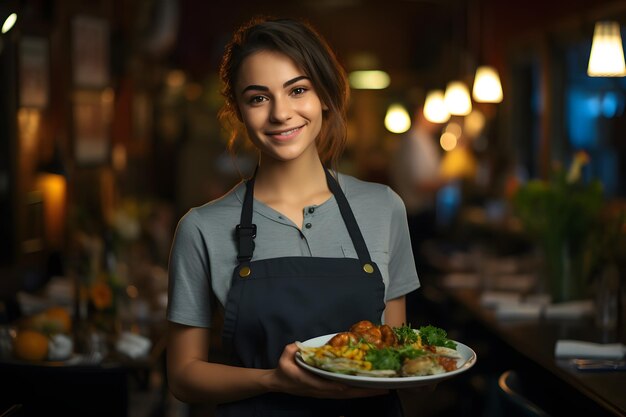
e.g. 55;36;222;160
166;16;420;416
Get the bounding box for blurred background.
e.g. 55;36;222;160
1;0;626;416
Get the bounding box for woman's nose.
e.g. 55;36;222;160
269;96;293;122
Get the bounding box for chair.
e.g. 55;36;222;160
497;370;552;417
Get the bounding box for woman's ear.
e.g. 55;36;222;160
322;102;329;111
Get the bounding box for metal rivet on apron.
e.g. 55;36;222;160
363;263;374;273
239;266;251;277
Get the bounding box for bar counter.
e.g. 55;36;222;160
407;276;626;417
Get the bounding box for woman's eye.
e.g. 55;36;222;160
249;96;267;104
292;87;307;96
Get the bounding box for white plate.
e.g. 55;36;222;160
295;333;477;389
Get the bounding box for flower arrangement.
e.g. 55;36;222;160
511;151;605;302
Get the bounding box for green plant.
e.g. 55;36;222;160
511;151;605;301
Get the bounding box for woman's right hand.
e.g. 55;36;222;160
265;343;389;399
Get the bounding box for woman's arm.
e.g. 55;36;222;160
166;322;271;404
166;322;387;406
384;296;406;327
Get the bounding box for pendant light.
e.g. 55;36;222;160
444;81;472;116
423;90;451;123
470;0;503;102
587;21;626;77
384;103;411;134
1;12;17;34
472;65;503;103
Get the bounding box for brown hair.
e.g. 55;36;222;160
218;16;350;171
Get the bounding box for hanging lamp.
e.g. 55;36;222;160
423;90;451;123
444;81;472;116
384;103;411;134
587;21;626;77
472;65;503;103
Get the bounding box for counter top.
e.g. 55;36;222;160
412;280;626;417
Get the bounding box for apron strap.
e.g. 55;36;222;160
236;166;373;265
236;172;256;263
324;168;373;264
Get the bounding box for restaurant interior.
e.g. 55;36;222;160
1;0;625;416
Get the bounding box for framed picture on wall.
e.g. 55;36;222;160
19;37;49;108
72;15;110;88
73;89;113;166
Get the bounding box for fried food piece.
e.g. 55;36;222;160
358;326;383;347
348;321;398;349
380;324;398;348
328;332;359;347
350;320;376;333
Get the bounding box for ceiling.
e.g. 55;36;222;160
170;0;470;82
161;0;625;90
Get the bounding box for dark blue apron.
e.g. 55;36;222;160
217;168;404;417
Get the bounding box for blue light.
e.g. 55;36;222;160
436;182;461;227
601;91;625;118
567;89;598;148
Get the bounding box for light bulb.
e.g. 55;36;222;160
423;90;451;123
588;21;626;77
384;103;411;134
472;66;503;103
444;81;472;116
2;13;17;34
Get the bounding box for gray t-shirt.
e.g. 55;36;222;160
167;173;420;328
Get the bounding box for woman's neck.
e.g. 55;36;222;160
253;155;330;206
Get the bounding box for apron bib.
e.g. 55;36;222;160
218;169;403;417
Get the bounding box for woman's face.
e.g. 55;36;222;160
235;50;325;163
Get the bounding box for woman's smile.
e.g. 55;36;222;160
266;125;305;141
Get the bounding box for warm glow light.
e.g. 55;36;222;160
112;143;127;171
2;13;17;34
472;66;503;102
439;132;458;151
440;146;478;179
36;173;67;249
588;21;626;77
444;122;462;139
167;69;186;88
464;109;486;138
423;90;450;123
348;70;390;89
444;81;472;115
384;103;411;133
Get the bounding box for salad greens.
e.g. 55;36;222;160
393;323;457;349
393;324;418;345
417;325;457;349
365;345;426;370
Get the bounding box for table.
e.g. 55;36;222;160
0;319;168;417
408;279;626;417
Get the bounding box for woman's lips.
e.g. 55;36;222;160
266;125;303;141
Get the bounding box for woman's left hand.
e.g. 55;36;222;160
264;343;389;399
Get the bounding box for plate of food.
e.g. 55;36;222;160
295;320;476;389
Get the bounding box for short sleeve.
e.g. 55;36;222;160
385;187;420;300
166;209;213;328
